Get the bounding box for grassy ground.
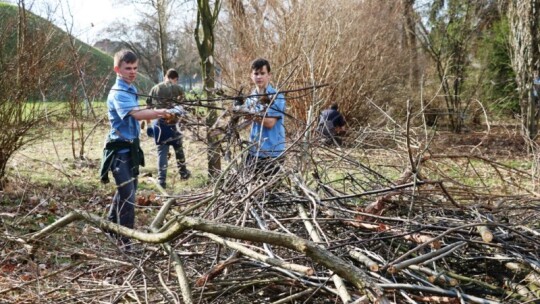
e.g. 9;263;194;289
1;112;215;240
8;121;210;189
3;115;536;216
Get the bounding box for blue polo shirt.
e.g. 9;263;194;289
107;77;140;142
245;85;286;158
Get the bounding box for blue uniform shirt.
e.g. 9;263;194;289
107;77;140;142
245;85;286;158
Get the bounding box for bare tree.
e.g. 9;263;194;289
195;0;222;178
219;0;410;128
103;0;181;82
156;0;170;74
133;0;178;75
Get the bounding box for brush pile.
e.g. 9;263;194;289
1;128;539;304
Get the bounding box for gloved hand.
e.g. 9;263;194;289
259;95;271;105
233;104;258;115
166;105;186;116
234;97;245;107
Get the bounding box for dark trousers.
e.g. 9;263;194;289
108;153;137;243
157;139;187;184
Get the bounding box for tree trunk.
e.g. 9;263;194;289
29;210;388;302
195;0;222;178
508;0;540;139
157;0;168;75
402;0;419;91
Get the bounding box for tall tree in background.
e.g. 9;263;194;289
401;0;420;92
155;0;171;75
417;0;479;133
195;0;221;178
105;0;179;82
132;0;178;77
507;0;540;139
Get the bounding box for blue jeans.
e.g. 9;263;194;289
157;141;187;184
108;153;137;237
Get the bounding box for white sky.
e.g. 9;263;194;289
9;0;137;44
55;0;120;44
8;0;195;45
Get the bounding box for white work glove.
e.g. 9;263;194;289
166;105;187;116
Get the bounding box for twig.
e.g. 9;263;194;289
378;284;500;304
388;242;466;274
0;261;84;294
200;232;314;275
297;203;352;303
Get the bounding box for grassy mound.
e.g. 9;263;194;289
0;2;154;102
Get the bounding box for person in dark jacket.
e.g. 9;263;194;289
317;103;346;146
146;69;191;188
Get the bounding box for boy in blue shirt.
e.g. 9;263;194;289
244;58;286;176
100;49;176;249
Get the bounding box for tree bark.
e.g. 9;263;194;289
226;0;250;58
156;0;169;75
402;0;419;91
507;0;540;139
195;0;222;178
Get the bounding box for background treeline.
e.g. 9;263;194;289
0;0;538;179
78;0;527;134
0;0;526;129
216;0;518;133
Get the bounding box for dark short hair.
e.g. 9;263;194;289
166;68;179;80
330;103;339;110
251;58;271;72
114;49;138;67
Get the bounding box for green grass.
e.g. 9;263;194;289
7;120;210;197
501;159;533;171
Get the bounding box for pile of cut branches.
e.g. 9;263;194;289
1;127;539;304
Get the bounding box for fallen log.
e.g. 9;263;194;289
27;209;388;303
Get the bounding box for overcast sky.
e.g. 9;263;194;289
7;0;137;44
8;0;195;45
